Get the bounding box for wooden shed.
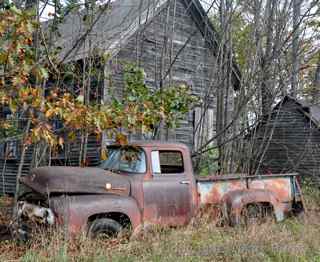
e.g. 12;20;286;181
0;0;240;194
249;96;320;181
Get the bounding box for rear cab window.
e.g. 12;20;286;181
151;150;184;175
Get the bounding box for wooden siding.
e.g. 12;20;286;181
104;0;235;149
0;144;33;195
0;135;101;195
251;99;320;181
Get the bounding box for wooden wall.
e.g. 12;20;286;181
251;99;320;181
0;135;101;195
104;0;235;149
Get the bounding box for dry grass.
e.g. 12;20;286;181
0;196;12;225
2;217;320;262
0;184;320;262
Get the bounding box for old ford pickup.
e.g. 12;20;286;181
16;141;304;239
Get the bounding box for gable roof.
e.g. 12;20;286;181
246;95;320;139
48;0;241;89
52;0;166;62
275;96;320;127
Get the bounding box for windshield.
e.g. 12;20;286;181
99;146;146;174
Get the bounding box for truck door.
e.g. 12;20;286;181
143;150;193;226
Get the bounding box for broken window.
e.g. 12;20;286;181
100;146;146;174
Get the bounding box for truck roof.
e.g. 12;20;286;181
108;140;190;150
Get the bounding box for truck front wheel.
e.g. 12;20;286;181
88;218;123;239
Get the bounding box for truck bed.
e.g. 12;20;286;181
196;173;300;205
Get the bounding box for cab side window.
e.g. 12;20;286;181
151;150;184;174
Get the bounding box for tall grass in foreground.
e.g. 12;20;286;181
1;213;320;261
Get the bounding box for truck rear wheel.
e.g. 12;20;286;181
88;218;123;239
240;203;273;226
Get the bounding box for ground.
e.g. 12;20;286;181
0;184;320;261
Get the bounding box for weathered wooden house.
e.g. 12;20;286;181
249;95;320;180
0;0;240;194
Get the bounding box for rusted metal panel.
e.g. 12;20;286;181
143;175;193;226
198;175;296;206
222;189;286;225
196;173;299;181
198;180;246;204
141;143;197;226
49;194;142;235
250;177;292;202
20;166;130;196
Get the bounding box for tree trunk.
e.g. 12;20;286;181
290;0;301;98
13;118;31;217
261;0;275;116
312;56;320;103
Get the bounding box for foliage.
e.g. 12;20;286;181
124;64;197;131
0;6;195;150
0;118;21;140
0;6;47;142
209;10;253;71
196;149;220;176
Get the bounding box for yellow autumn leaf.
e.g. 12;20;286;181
45;108;55;118
58;137;64;148
115;133;128;145
100;148;108;160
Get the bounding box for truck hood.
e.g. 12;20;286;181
20;166;130;196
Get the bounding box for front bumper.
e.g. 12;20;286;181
17;201;55;225
12;201;55;242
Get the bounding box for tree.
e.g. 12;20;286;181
201;0;320;174
0;4;195;200
290;0;302;97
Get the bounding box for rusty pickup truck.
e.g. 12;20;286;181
17;141;304;239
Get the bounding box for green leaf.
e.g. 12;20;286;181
40;67;49;79
10;5;22;16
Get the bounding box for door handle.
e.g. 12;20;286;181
180;180;190;185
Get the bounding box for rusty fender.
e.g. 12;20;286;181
50;194;142;235
221;189;285;225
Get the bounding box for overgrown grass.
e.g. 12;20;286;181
1;187;320;261
1;217;320;262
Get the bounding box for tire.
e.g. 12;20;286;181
88;218;123;239
239;203;271;226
